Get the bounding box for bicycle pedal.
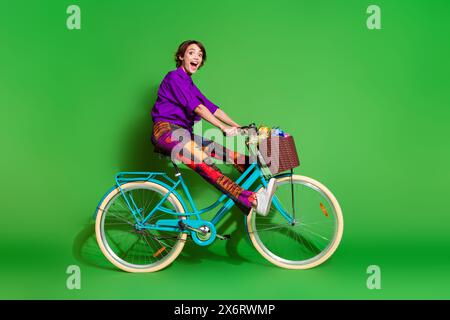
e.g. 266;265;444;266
217;234;231;240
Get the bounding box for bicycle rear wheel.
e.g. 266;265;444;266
247;175;343;269
95;181;187;272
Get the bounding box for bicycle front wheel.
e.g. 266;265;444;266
247;175;343;269
95;181;187;273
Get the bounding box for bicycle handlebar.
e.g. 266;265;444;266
221;123;258;137
239;122;257;130
237;123;258;136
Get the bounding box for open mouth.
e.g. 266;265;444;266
190;61;199;69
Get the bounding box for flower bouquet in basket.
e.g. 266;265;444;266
256;125;300;175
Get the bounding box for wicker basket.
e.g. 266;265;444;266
258;135;300;175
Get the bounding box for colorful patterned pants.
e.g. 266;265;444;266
151;121;256;212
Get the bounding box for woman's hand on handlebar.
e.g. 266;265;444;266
221;123;256;136
237;123;257;135
221;125;239;136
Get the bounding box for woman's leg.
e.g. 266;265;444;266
183;141;256;208
152;123;256;211
190;134;254;214
192;134;251;173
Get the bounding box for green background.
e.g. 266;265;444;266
1;0;449;299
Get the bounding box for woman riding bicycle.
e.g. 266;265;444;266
150;40;277;216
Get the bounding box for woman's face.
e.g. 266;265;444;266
179;44;203;75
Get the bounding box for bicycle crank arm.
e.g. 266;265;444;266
178;220;230;241
183;225;230;240
216;234;231;240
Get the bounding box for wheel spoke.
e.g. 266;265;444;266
98;182;186;272
248;175;343;268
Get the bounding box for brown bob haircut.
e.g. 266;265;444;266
175;40;207;69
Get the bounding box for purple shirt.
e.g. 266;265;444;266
151;66;219;131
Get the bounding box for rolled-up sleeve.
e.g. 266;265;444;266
165;76;202;113
193;85;219;114
201;94;219;114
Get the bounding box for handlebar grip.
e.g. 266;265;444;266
239;122;256;130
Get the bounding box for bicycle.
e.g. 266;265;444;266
94;123;343;272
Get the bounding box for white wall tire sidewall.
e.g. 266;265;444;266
95;181;187;273
247;175;344;270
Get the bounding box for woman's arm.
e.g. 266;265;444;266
213;108;242;127
194;104;228;131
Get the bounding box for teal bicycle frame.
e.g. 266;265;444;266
95;123;296;246
97;160;295;246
